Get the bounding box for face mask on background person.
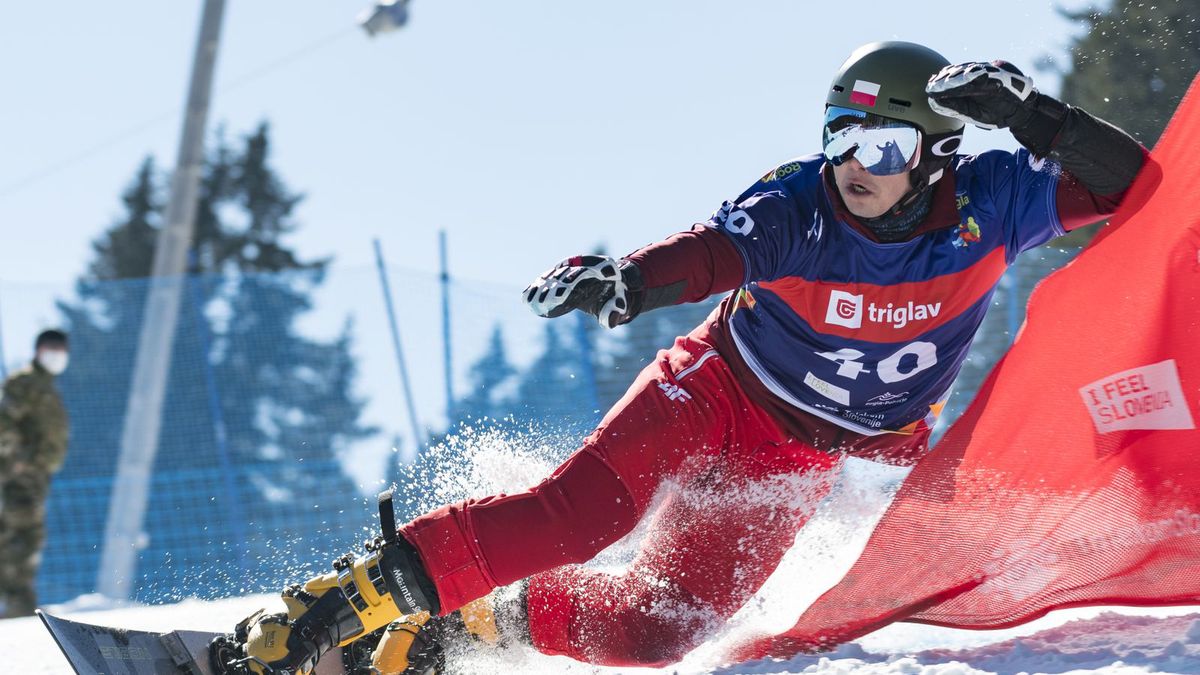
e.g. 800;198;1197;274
37;349;69;375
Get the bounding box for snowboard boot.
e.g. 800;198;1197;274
369;587;529;675
232;490;439;675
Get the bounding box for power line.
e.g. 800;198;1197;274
219;24;356;94
0;24;358;199
0;112;179;198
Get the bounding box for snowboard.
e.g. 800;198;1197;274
37;610;360;675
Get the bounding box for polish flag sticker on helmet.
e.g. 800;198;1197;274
850;80;881;107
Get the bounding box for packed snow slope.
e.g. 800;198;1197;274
8;596;1200;674
10;433;1200;674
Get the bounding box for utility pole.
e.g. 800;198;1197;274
97;0;227;600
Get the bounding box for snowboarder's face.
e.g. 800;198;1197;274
832;158;912;219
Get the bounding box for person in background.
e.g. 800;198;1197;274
0;329;69;618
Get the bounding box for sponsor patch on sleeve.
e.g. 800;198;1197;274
760;160;803;184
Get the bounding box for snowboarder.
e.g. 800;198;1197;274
232;41;1147;674
0;329;69;618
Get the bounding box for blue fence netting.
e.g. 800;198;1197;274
0;243;1079;606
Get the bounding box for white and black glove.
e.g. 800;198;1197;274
523;255;642;329
926;60;1069;157
927;60;1144;195
926;60;1042;131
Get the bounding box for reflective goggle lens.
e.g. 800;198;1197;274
822;106;921;176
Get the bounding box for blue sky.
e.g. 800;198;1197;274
0;0;1092;476
1;1;1089;287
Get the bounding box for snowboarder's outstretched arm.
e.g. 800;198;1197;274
927;60;1148;229
523;226;745;327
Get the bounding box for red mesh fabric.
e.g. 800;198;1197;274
733;73;1200;662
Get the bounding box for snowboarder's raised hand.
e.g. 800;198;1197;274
925;60;1041;131
235;531;438;674
927;59;1144;192
523;254;642;328
926;60;1078;158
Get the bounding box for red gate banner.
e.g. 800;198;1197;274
734;73;1200;662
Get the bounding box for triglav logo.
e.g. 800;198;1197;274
825;290;942;330
869;300;942;328
825;290;863;329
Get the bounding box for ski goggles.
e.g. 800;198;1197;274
822;106;922;176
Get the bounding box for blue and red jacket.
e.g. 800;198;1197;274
625;150;1125;463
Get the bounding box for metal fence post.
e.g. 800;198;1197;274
373;239;424;456
439;230;454;421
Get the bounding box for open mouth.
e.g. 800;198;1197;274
848;181;873;196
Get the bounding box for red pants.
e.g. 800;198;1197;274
401;336;841;666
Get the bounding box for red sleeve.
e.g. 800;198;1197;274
623;225;745;304
1057;147;1151;231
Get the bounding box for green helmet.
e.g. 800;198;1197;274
826;41;965;187
828;41;964;136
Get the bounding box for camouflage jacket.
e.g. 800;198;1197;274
0;363;68;475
